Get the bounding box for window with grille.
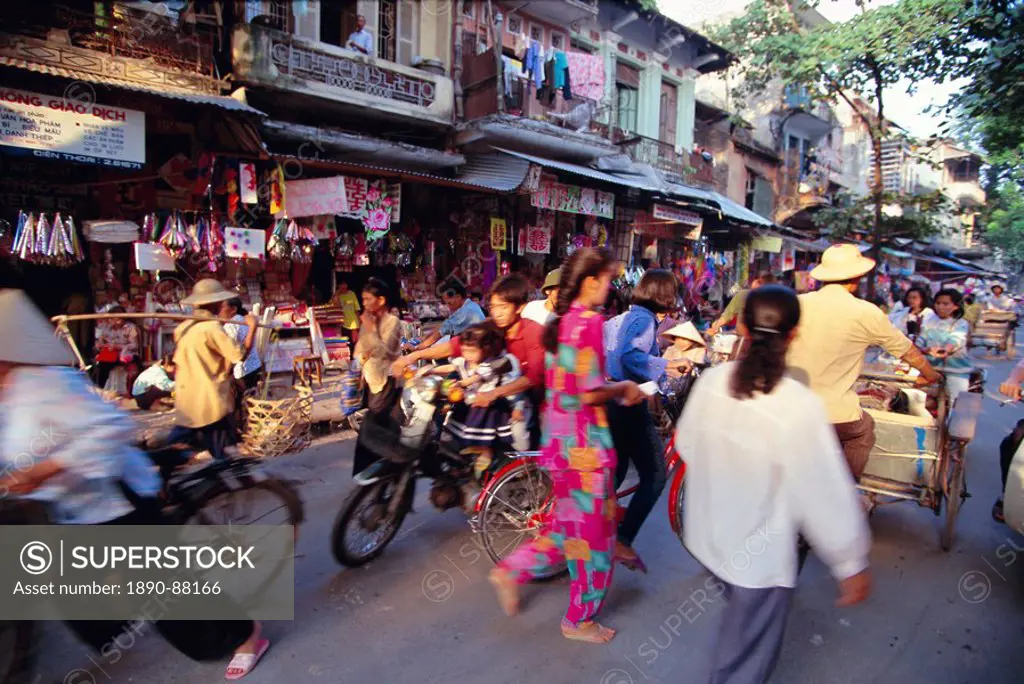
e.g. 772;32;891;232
617;84;639;134
507;15;522;34
462;0;475;17
244;0;290;30
551;32;565;50
529;24;544;43
378;0;418;65
745;171;773;219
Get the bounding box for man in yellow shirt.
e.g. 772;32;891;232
332;278;362;343
707;270;775;337
173;279;245;460
787;245;942;478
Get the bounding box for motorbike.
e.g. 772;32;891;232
0;435;303;684
331;357;524;567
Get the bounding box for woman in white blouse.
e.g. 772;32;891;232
676;285;871;684
0;289;270;680
888;286;935;339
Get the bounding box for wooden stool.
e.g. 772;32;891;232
292;355;324;387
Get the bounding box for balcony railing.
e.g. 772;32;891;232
617;134;682;173
232;23;454;125
3;4;217;81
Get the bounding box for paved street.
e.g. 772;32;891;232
37;353;1024;684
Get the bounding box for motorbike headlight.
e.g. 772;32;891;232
413;376;441;403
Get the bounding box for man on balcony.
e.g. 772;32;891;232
347;15;373;56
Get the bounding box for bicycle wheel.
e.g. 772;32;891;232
477;461;564;579
940;443;967;551
186;477;305;529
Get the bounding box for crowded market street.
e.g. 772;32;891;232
27;355;1024;684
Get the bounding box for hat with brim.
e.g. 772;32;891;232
182;278;237;306
663;321;706;347
809;244;876;282
542;268;561;292
0;289;76;366
991;284;1006;293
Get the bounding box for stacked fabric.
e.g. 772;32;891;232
83;220;141;244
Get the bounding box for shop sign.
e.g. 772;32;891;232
340;177;400;223
524;225;551;254
224;227;266;260
651;203;702;226
750;235;783;253
531;180;614;219
239;163;258;205
490;218;507;250
0;87;144;170
281;175;349;218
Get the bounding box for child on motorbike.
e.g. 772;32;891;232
420;321;529;452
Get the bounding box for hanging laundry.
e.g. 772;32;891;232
524;40;544;89
512;33;528;59
565;51;606;103
553;50;568;90
500;55;520;96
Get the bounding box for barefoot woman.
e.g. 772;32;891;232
489;248;644;644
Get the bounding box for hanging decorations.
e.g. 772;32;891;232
9;211;86;267
269;164;286;216
490;218;507;251
362;181;393;242
141;213;157;243
388;232;414;268
158;212;192;260
284;219;317;263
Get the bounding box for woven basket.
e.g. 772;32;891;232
241;385;314;458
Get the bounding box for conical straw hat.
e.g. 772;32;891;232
663;321;707;346
0;289;76;366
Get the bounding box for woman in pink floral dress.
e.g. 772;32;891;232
489;247;645;644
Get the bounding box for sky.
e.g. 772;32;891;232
660;0;968;139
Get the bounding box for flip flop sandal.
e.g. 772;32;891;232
561;621;616;644
992;499;1005;523
225;639;270;681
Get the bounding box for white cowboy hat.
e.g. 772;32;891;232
0;289;76;366
810;244;876;282
182;278;238;306
663;321;706;347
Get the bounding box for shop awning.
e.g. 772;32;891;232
708;192;775;228
0;57;266;116
456;154;532;192
494;148;660;192
269;153;527;194
914;254;992;275
881;247;914;259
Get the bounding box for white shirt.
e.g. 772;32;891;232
677;363;870;589
222;315;263;380
347;29;374;55
522;299;555;326
1;366;161;524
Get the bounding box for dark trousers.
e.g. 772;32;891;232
64;498;253;662
134;386;172;411
166;416;236;461
834;412;876;480
608;401;667;546
95;358;137;391
353;378;403;476
705;580;794;684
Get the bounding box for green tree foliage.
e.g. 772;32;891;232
985;182;1024;266
710;0;982;292
815;189;952;241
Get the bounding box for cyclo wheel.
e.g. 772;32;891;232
940;443;967;551
186;477;305;530
477;460;565;579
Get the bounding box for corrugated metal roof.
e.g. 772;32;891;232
456;154;530;192
269;153;515;194
494;148;659;191
708;192;775;228
0;57;266;115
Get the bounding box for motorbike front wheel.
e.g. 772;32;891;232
331;477;414;567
